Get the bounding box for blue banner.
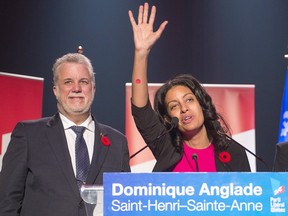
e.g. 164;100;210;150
278;69;288;143
104;172;288;215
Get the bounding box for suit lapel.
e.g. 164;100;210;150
86;121;110;185
46;113;80;197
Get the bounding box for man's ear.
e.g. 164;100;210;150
53;85;57;96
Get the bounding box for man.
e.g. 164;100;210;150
0;53;130;216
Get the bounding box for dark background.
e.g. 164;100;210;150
1;0;288;171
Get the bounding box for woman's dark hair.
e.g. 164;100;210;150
153;74;230;153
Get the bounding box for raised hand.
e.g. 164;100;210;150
128;2;168;54
129;3;168;107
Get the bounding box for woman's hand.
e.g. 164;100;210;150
128;2;168;54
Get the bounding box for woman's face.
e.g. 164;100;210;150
165;85;205;134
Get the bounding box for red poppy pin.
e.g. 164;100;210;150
219;151;231;163
100;133;110;146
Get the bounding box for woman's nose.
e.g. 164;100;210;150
180;104;188;113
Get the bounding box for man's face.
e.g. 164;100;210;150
53;62;95;119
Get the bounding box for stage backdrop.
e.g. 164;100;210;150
0;72;44;171
126;83;256;172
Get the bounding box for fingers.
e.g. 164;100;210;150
148;5;156;25
156;21;169;37
143;2;149;24
137;5;143;24
128;10;137;28
129;2;168;35
135;2;152;25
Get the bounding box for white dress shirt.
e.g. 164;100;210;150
59;113;95;176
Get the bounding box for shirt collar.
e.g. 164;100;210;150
59;113;95;132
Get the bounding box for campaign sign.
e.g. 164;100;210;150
104;172;288;215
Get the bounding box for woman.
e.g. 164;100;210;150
128;3;250;172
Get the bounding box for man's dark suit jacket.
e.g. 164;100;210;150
0;113;130;216
273;141;288;172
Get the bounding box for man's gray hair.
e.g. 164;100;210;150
52;53;95;84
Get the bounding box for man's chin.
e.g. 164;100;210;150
58;103;91;116
67;107;89;115
71;110;87;115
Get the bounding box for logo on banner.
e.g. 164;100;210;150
280;111;288;138
270;197;285;213
274;186;285;196
270;179;286;213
